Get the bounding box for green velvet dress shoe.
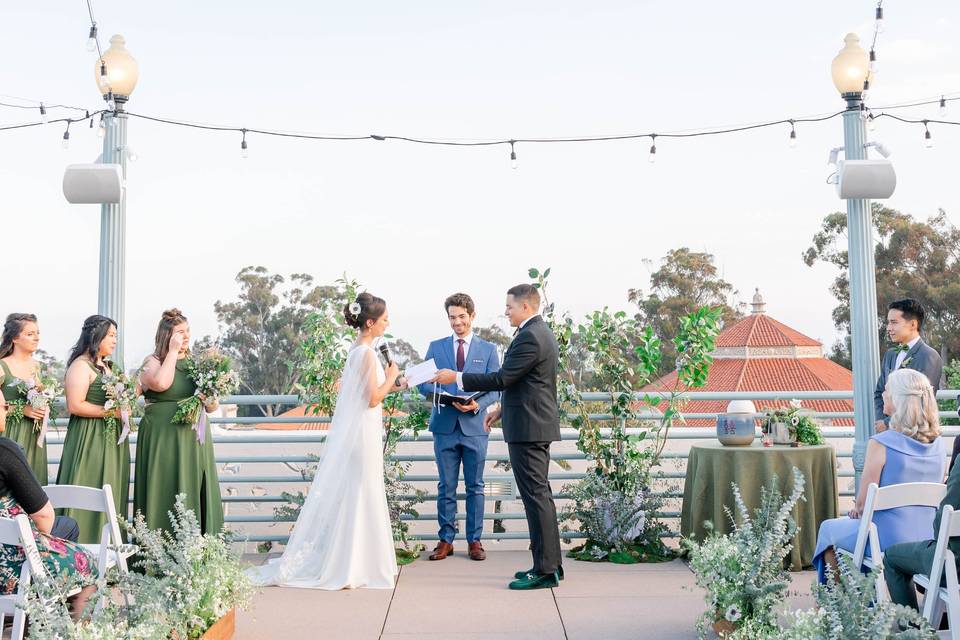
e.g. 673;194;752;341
508;571;560;590
515;565;564;580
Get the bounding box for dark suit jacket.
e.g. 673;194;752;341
461;315;560;444
874;337;943;424
935;455;960;557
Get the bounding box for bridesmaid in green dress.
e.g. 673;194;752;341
0;313;49;484
134;309;223;535
57;315;131;544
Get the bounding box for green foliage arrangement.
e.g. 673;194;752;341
686;468;806;637
529;266;721;563
23;495;253;640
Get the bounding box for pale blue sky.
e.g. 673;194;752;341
1;1;958;366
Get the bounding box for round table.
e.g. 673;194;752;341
680;441;839;570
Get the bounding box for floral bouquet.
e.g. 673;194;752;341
7;368;62;448
171;348;239;444
102;364;141;444
762;399;824;446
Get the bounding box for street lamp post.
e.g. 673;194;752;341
832;33;880;490
94;34;139;368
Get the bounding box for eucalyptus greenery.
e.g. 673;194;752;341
686;467;806;637
779;555;936;640
22;495;252;640
529;266;721;562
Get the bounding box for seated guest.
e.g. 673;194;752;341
814;368;945;582
884;453;960;610
0;437;97;620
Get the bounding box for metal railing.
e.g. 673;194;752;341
38;390;960;545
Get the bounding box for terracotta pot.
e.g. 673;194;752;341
200;609;235;640
711;618;738;637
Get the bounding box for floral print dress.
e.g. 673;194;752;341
0;493;97;594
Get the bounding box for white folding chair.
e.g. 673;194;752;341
913;505;960;638
42;484;134;579
0;514;48;640
840;482;947;602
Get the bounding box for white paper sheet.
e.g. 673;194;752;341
404;358;439;387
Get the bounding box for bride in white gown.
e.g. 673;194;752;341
247;293;403;589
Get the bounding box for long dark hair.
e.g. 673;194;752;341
153;308;188;361
0;313;39;359
67;315;117;369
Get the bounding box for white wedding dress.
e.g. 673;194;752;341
247;343;399;589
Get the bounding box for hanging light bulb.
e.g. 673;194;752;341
509;140;517;169
62;123;71;150
923;121;933;149
940;96;948;118
241;130;249;159
97;116;106;138
875;5;884;33
869;49;878;74
788;121;797;148
867;113;876;131
86;25;98;52
87;111;93;128
648;135;657;163
105;91;116;111
99;63;109;89
39;103;47;124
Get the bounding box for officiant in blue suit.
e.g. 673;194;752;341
417;293;501;562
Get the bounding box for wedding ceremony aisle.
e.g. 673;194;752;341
238;550;819;639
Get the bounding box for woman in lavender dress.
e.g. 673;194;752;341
813;368;946;582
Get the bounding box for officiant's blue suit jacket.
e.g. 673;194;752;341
417;336;500;436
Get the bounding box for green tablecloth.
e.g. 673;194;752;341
680;442;839;570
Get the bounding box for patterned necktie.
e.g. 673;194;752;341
456;339;465;372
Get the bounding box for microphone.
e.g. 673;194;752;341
379;343;402;386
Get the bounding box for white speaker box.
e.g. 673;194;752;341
62;164;123;204
836;159;896;199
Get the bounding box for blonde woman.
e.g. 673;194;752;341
813;368;945;582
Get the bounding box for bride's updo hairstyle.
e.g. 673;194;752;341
344;293;386;331
886;368;941;444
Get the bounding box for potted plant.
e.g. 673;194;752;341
686;468;806;638
762;400;824;446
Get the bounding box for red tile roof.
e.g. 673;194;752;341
715;314;822;348
643;358;853;425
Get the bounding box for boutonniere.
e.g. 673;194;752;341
899;356;914;369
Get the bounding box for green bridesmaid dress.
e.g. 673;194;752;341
56;360;131;544
133;358;223;535
0;360;48;485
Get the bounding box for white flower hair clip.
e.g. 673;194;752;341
349;301;362;317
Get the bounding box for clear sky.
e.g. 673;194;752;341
1;1;958;367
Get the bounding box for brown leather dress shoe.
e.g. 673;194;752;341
468;542;486;561
429;541;454;560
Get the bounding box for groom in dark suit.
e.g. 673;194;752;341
874;299;943;431
433;284;563;590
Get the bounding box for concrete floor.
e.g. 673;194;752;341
237;550;819;639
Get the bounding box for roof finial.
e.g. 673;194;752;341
751;288;766;315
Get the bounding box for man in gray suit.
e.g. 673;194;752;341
874;299;942;433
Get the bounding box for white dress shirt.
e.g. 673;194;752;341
894;336;921;370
